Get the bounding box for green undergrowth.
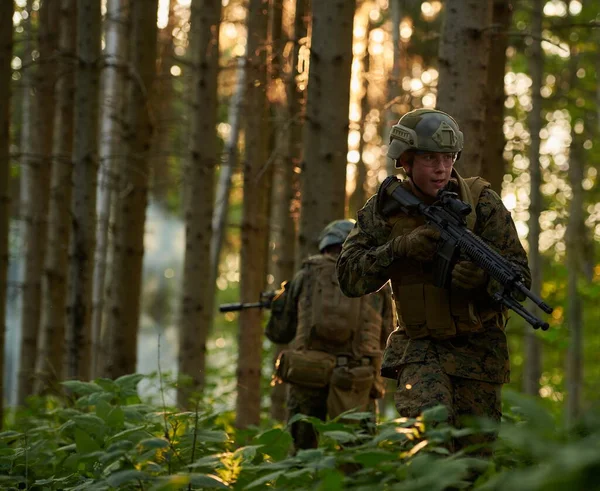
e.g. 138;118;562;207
1;375;599;490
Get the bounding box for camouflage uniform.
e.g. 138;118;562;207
336;172;531;453
266;255;395;451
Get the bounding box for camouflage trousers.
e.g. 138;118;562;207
394;349;502;455
287;384;378;453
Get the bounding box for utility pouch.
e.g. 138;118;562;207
327;365;375;419
276;350;336;389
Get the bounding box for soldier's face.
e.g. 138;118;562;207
409;152;455;198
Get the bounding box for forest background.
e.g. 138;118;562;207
0;0;599;489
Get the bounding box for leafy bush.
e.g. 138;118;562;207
2;378;599;490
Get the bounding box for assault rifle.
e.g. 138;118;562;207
382;178;553;331
219;290;278;313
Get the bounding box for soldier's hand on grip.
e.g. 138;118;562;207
452;261;488;289
393;225;440;262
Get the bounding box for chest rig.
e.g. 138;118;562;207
385;176;498;340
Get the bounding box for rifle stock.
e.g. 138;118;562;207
384;178;553;331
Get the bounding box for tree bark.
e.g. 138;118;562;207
297;0;355;262
235;0;272;428
385;0;402;176
565;46;584;426
91;0;130;379
177;0;221;407
105;0;159;379
18;0;58;402
349;19;371;217
436;0;492;178
67;0;102;381
481;0;511;193
36;0;77;393
523;0;543;397
0;0;14;426
150;0;177;206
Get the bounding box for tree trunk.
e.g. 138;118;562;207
523;0;543;397
67;0;102;381
385;0;402;176
436;0;492;178
297;0;355;262
349;19;371;217
105;0;159;379
565;46;584;426
235;0;272;429
210;57;245;292
150;0;177;206
0;0;14;426
18;0;58;402
91;0;130;379
36;0;77;393
177;0;221;407
481;0;511;193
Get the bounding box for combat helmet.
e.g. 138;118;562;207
318;219;355;252
387;109;464;168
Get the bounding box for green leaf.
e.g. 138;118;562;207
61;380;104;395
246;470;286;489
322;430;357;444
96;399;112;422
95;378;119;392
74;428;101;454
115;373;144;393
196;429;229;443
138;438;170;450
0;431;22;441
188;454;224;469
352;450;399;467
107;405;125;429
188;473;229;489
106;425;147;443
316;469;344;491
256;428;292;461
106;469;149;487
422;405;450;423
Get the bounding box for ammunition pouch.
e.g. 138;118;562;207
327;365;375;419
276;350;336;389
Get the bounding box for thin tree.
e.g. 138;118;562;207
436;0;492;178
150;0;177;205
236;0;272;428
565;45;584;426
91;0;130;378
67;0;102;380
36;0;77;393
523;0;543;397
297;0;356;262
104;0;159;379
481;0;512;192
349;18;371;217
385;0;402;176
0;0;14;426
177;0;222;406
210;57;245;296
18;0;58;402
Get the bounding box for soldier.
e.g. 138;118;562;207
266;219;395;452
336;109;531;454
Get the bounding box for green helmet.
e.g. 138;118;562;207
318;219;355;252
387;109;464;168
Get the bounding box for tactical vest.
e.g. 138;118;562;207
387;175;499;340
293;254;384;360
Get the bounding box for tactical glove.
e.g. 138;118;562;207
452;261;488;289
393;225;440;262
